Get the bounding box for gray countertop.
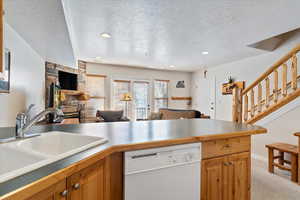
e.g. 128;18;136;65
0;119;266;197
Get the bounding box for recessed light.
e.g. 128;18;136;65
169;65;175;68
202;51;209;55
100;33;111;38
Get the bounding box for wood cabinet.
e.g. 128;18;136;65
25;180;67;200
2;153;123;200
67;160;105;200
201;152;250;200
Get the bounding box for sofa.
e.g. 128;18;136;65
149;108;209;120
96;110;130;122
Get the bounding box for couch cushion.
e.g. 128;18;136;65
159;109;199;120
97;110;124;122
149;112;163;120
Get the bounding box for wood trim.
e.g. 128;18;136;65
60;90;84;96
86;74;107;78
113;80;131;83
90;96;106;99
171;97;192;101
133;81;150;84
243;43;300;94
155;79;170;82
0;0;3;73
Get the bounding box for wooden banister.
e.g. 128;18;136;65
242;44;300;95
234;44;300;124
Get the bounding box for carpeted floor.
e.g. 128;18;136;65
252;159;300;200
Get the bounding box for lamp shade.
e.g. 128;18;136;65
121;93;132;101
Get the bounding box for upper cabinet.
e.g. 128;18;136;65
0;0;9;94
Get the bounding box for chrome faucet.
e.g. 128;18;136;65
16;105;64;138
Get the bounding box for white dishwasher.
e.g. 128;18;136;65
124;143;201;200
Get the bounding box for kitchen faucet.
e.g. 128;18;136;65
16;105;64;138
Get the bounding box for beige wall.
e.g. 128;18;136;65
192;30;300;160
86;62;192;111
0;23;45;127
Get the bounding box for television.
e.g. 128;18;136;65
58;71;78;90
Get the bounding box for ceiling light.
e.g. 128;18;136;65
169;65;175;68
202;51;209;55
100;33;111;38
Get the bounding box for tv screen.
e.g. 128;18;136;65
58;71;78;90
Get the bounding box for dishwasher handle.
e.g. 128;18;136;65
131;153;158;159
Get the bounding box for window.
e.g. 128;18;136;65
86;74;106;118
154;80;169;112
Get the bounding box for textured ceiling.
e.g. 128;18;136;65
5;0;300;71
64;0;300;71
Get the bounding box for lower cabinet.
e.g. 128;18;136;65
67;160;105;200
17;153;124;200
201;152;250;200
25;179;67;200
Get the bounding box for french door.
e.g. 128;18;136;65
112;79;150;120
133;81;150;120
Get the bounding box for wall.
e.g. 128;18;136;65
0;23;45;127
86;63;192;110
191;30;300;160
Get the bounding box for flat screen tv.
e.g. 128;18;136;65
58;71;78;90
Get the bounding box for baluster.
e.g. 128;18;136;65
244;94;248;122
265;77;270;108
292;54;298;90
257;83;262;113
273;70;278;103
250;89;255;117
282;64;287;96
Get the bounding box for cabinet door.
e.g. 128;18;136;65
227;152;250;200
201;156;227;200
26;179;67;200
68;160;105;200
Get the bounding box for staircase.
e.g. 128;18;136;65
232;44;300;124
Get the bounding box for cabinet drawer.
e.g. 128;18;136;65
202;136;250;159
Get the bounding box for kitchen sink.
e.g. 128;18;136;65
0;146;47;181
0;131;107;183
16;131;108;157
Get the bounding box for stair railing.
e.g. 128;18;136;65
232;44;300;124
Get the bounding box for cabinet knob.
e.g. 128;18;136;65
73;183;81;190
224;162;229;166
61;190;68;197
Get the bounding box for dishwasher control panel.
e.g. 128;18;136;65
124;143;201;175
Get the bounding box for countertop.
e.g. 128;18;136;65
0;119;266;197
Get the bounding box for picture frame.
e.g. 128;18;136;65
0;49;11;93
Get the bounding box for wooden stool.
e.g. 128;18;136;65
266;143;298;182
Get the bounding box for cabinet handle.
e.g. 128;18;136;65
223;144;231;148
73;183;80;190
61;190;68;197
224;162;229;166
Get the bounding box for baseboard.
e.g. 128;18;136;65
251;153;268;163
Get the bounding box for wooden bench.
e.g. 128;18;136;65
266;143;298;182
